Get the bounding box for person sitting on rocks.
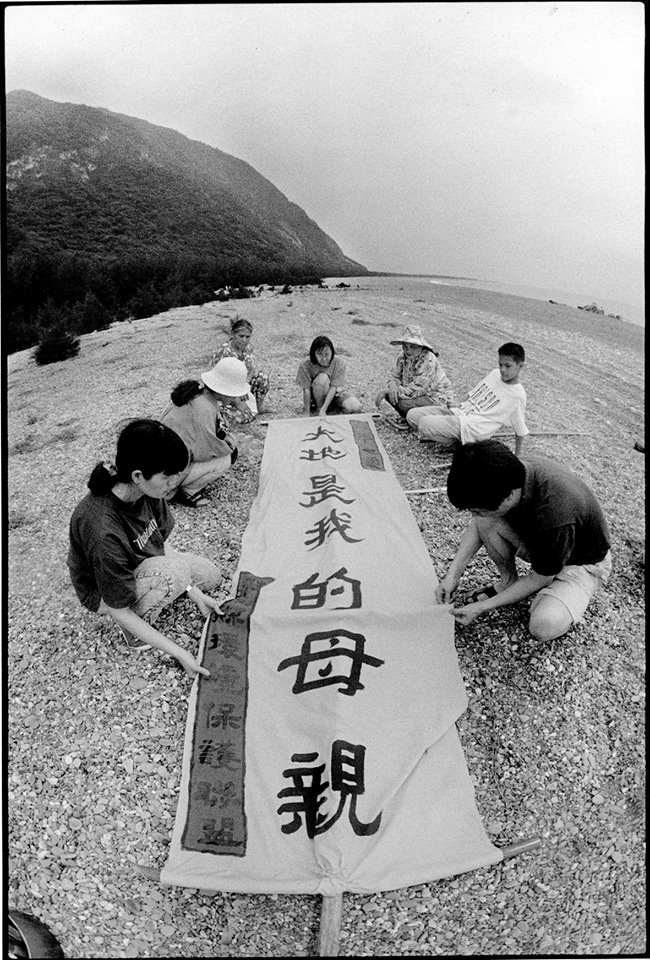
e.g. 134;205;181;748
67;419;222;674
374;324;453;430
436;439;612;642
212;317;270;417
161;359;242;508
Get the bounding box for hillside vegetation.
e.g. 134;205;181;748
5;90;367;352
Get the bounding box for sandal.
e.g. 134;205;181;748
384;414;410;432
459;584;499;604
170;489;209;509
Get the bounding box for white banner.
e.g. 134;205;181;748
161;415;501;895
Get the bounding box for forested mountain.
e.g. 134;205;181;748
5;90;366;353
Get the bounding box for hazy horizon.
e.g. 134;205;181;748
4;2;644;310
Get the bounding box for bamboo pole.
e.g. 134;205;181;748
318;894;343;956
405;486;447;495
499;431;591;437
500;837;543;859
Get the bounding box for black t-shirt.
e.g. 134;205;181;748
506;458;610;576
68;490;175;612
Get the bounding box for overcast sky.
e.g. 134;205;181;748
4;2;645;306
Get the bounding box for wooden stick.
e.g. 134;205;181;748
499;836;543;860
259;423;588;437
405;486;447;495
498;431;591;437
318;894;343;956
261;414;383;426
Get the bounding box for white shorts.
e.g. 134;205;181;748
529;551;612;624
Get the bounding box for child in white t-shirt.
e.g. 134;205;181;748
406;343;529;455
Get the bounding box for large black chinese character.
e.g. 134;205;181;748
303;426;344;443
305;509;363;550
291;567;362;610
299;446;347;461
299;474;355;508
276;751;328;837
277;629;384;696
277;741;382;838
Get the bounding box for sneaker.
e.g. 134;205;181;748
117;626;151;651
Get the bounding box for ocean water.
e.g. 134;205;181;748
424;276;645;328
328;274;644;327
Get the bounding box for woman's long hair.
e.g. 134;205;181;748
87;419;189;494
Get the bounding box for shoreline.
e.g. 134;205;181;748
349;273;644;328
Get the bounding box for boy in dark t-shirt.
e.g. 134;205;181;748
435;439;611;642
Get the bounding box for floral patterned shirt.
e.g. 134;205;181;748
211;339;257;380
389;350;454;402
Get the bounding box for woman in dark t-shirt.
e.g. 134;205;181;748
68;419;222;677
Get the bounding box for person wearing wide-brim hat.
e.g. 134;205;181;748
160;357;245;507
374;324;454;429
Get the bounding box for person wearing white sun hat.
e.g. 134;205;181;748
160;358;245;507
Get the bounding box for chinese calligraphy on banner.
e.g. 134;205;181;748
161;415;501;895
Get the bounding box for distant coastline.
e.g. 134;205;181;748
365;271;644;327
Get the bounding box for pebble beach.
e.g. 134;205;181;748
7;275;645;957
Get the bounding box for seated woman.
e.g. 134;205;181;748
296;335;362;416
212;317;270;417
161;358;244;508
374;324;454;430
67;419;222;675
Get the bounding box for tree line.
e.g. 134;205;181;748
5;248;328;357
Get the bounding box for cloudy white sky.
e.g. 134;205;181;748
4;1;645;307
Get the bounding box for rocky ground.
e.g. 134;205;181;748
6;277;645;956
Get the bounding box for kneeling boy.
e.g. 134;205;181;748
436;439;611;642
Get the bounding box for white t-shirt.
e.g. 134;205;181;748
453;368;528;444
